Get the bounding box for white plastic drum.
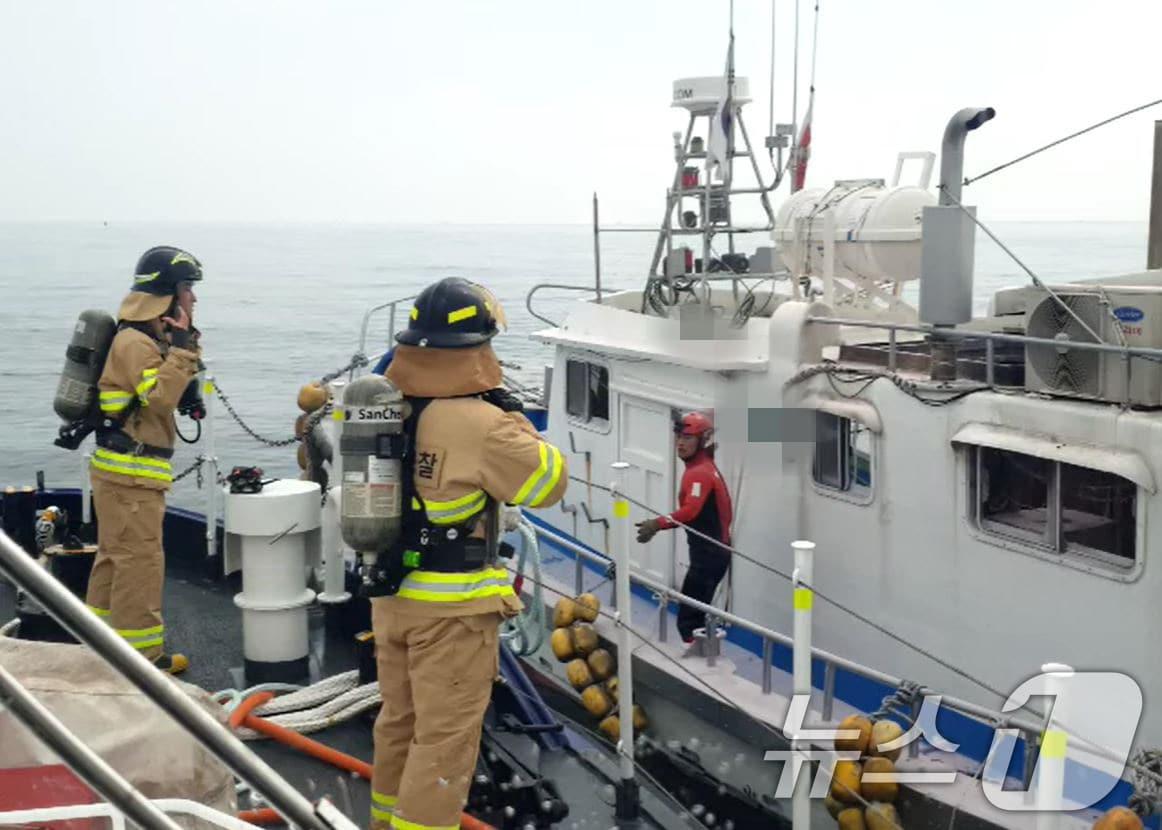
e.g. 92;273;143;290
225;479;321;683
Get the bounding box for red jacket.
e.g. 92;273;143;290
656;450;733;547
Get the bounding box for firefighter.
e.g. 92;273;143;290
635;411;734;644
370;277;568;830
85;246;203;675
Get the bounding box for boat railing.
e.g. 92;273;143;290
351;293;417;380
0;530;347;830
529;520;1062;785
525;275;791;330
806;314;1162;402
525;283;627;328
0;797;265;830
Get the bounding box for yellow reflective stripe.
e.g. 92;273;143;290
86;605;110;618
91;459;173;482
529;445;563;507
371;792;398;807
134;271;160;284
423;489;486;512
613;499;629;519
511;443;548;505
389;815;457;830
410;306;419;320
128;636;164;650
371;806;394;823
411;496;421;510
116;624;164;638
447;305;478;324
404;567;509;585
142;368;158;378
99;390;132;413
424;491;486;525
396;585;515;602
794;588;813;610
92;449;173;483
93;448;171;470
135;376;158;401
396;568;515;603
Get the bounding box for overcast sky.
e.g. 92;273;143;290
1;1;1158;224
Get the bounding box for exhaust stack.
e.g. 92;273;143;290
920;107;995;333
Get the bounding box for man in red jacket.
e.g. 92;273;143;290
635;411;734;644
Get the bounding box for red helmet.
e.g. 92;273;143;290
674;411;715;449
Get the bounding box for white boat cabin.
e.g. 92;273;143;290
532;275;1162;750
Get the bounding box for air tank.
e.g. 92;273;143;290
54;310;117;423
338;374;406;554
772;183;935;283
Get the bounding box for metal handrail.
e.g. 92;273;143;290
0;663;185;830
0;799;264;830
539;512;1162;785
529;521;1050;739
534;518;1157;780
0;530;336;830
526;283;627;328
354;294;416;378
806;314;1162;361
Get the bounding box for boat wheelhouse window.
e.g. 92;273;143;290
812;412;872;496
969;446;1136;566
565;359;609;424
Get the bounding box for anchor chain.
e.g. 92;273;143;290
171;456;228;489
321;352;369;384
172;457;206;485
212;380;300;448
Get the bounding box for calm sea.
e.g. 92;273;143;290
0;221;1149;508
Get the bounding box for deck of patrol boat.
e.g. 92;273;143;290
0;492;696;830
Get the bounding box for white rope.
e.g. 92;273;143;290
500;518;546;656
234;685;382;740
252;671;359;716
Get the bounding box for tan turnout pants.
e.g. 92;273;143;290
370;601;500;830
85;476;167;661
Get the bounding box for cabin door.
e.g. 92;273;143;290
616;394;676;586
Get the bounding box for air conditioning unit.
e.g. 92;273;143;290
1024;287;1162;406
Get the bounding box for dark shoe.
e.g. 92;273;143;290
153;653;190;675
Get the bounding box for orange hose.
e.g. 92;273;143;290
238;807;283;825
243;711;373;778
232;691;497;830
229;691;275;729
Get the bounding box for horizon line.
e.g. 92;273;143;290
0;218;1151;226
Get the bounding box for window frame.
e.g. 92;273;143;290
964;444;1143;580
810;411;875;506
564;357;611;434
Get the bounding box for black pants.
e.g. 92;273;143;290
677;545;730;641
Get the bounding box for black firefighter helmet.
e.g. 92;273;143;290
131;245;203;296
395;277;506;349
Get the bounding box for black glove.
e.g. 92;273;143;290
636;518;662;544
170;327;192;350
481;387;524;413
